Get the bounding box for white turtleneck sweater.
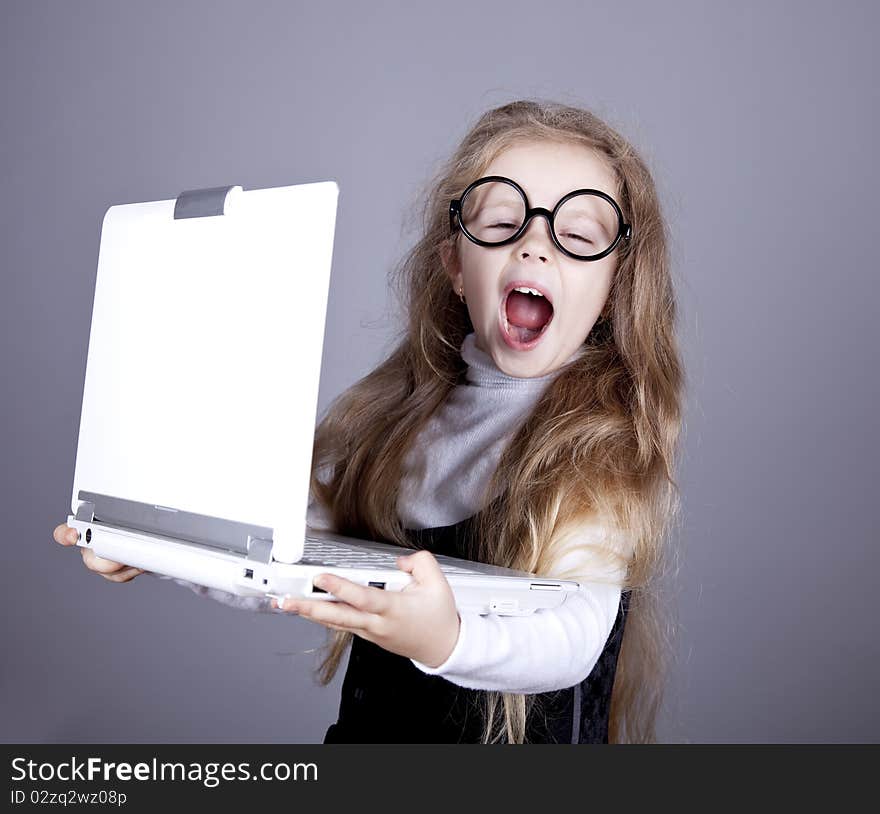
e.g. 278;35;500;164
155;333;627;694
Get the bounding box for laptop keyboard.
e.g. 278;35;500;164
302;536;481;575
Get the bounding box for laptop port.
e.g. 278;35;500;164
368;581;386;589
244;568;254;579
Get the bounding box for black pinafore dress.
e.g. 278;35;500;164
323;513;630;744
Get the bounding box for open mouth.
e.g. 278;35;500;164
501;285;554;348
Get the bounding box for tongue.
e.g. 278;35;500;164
506;291;553;330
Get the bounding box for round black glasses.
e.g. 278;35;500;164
449;175;632;261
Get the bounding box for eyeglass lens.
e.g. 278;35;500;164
460;180;619;257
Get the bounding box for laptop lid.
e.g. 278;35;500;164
71;181;339;565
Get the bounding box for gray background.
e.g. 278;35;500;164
2;0;877;743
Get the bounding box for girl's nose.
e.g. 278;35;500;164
516;215;554;262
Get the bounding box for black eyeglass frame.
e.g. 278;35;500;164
449;175;633;262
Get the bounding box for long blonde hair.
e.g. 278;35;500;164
309;99;685;743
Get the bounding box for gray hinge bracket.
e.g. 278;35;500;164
174;185;241;219
246;536;273;564
75;500;95;522
75;490;273;557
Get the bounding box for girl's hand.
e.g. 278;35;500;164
272;550;461;668
53;523;145;583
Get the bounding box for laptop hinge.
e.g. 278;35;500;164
76;490;274;557
75;500;96;522
173;185;241;219
245;536;273;564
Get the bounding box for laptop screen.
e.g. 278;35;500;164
71;181;339;563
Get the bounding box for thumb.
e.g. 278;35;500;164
396;550;441;583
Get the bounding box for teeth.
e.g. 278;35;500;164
513;286;544;297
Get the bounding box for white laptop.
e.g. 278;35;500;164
66;180;581;616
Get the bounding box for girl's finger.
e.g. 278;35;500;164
81;547;127;574
311;574;390;614
396;550;445;584
102;566;144;583
282;597;378;633
53;524;79;546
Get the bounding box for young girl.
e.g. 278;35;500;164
55;99;684;744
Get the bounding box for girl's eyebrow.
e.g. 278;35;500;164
484;196;523;207
515;184;616;204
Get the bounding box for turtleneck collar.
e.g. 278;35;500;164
460;332;586;391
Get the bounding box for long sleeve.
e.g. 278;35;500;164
409;521;629;694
